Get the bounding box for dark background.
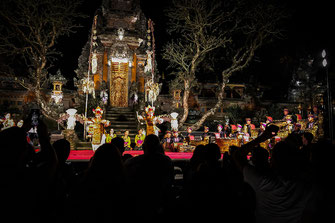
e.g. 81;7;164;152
56;0;335;97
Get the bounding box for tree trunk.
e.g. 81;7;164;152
179;80;190;128
190;82;226;130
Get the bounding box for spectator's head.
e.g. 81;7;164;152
111;137;125;155
89;143;124;181
302;132;313;146
0;127;34;168
205;143;221;162
285;133;302;148
53;139;70;164
251;146;270;170
271;141;301;178
142;134;163;154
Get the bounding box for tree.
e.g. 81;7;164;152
163;0;288;130
0;0;84;123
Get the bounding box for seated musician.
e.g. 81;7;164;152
201;126;210;141
186;127;195;141
292;123;303;134
285;116;294;134
135;128;145;150
306;114;318;138
105;128;116;144
122;130;131;150
162;130;173;151
243;118;255;137
230;124;243;139
217;124;224;138
223;124;231;138
258;122;267;137
183;127;194;144
265;116;273;126
172;130;184;143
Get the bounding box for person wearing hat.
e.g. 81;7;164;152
172;130;184;152
265;116;273;126
217;124;224;138
258;122;267;137
282;108;297;123
282;108;290;121
172;130;183;143
87;106;110;151
186;127;195;141
162;130;173;151
292;123;303;134
223;123;231;138
201;126;211;141
284;115;294;134
311;105;320;121
305;114;318;138
231;124;243;139
243;118;255;137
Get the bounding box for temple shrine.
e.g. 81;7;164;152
90;0;149;107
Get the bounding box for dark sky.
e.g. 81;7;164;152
57;0;335;92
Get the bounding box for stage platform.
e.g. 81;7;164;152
68;150;194;161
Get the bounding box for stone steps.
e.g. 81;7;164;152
105;107;138;142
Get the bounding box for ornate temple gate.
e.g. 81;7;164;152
110;62;129;107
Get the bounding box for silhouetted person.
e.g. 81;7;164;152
1;117;58;222
124;134;174;220
111;136;133;162
69;143;126;223
234;127;313;223
52;139;75;222
250;145;270;175
302;140;335;223
183;143;234;220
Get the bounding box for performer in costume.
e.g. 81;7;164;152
282;108;297;123
292;123;303;134
282;108;290;121
223;124;231;138
105;128;116;143
258;122;267;137
185;127;195;142
135;128;145;150
236;124;245;142
137;105;163;136
285;115;294;134
162;130;173;151
305;114;318;139
172;130;183;143
172;130;183;152
86;106;110;151
122;130;131;150
0;113;15;131
311;105;320;121
243;118;255;137
216;124;224;138
266;116;273;126
201;126;210;141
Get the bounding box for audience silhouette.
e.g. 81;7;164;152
69;143;126;223
124;134;174;220
0;121;332;222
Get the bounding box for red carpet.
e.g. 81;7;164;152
68;150;194;161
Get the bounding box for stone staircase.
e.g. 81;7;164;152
105;107;138;141
75;107;139;150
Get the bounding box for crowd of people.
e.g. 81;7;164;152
0;114;334;223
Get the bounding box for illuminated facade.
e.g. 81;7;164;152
90;0;148;107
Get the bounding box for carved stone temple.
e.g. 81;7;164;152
88;0;150;108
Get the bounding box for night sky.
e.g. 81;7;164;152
56;0;335;95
